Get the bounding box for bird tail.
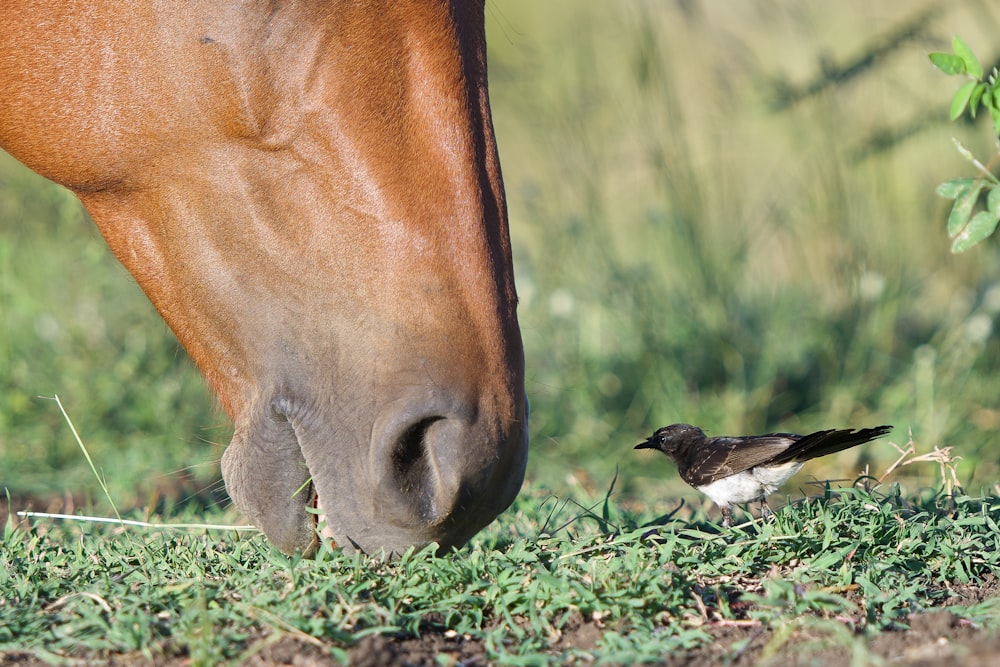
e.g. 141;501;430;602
771;425;893;464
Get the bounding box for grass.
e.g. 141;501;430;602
4;477;1000;665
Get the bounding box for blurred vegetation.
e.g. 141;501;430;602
0;153;229;506
3;1;1000;517
488;0;1000;501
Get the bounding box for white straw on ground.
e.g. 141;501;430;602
16;511;258;531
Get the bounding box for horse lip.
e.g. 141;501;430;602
220;397;321;556
310;482;339;550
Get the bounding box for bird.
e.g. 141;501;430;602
634;423;893;527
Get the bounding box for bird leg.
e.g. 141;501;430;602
759;498;773;521
720;505;733;528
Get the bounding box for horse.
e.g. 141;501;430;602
0;0;528;556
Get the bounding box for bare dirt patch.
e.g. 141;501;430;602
673;612;1000;667
3;609;1000;667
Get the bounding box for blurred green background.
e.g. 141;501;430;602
3;1;1000;517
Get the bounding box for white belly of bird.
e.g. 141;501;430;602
696;461;804;506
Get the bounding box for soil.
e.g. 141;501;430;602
3;601;999;666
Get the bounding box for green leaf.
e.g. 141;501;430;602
992;105;1000;137
953;36;983;80
929;52;966;75
970;83;986;117
947;180;985;237
937;178;976;199
988;186;1000;217
952;210;1000;253
951;80;977;120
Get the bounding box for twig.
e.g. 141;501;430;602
17;511;257;532
876;428;963;495
44;592;113;614
878;430;916;483
40;394;121;521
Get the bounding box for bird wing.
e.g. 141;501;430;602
681;434;798;487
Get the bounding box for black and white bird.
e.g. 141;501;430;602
634;423;893;526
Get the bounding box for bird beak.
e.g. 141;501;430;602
634;439;654;450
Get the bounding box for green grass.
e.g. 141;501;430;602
3;482;1000;665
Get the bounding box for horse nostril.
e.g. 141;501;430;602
358;397;526;552
392;417;437;484
390;416;446;522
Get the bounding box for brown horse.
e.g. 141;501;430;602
0;0;528;555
